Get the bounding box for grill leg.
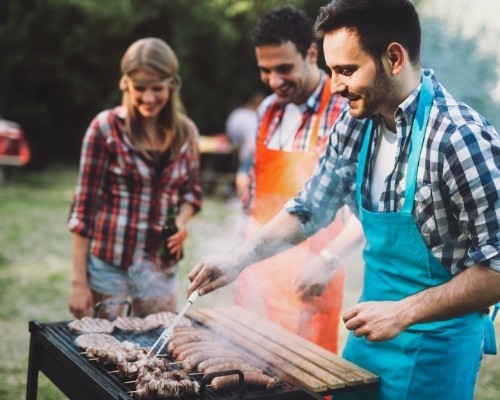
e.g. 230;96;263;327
26;331;40;400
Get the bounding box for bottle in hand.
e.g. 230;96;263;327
159;207;182;261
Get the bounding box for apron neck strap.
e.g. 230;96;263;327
401;72;434;214
356;72;434;214
257;102;279;147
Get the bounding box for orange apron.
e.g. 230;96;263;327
234;80;345;353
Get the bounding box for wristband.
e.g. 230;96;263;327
320;248;340;267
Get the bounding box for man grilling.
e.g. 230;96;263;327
188;1;500;399
233;4;351;354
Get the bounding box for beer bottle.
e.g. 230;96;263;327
159;207;181;261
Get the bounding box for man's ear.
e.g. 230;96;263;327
306;42;319;64
386;42;405;74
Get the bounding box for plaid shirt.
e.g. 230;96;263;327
245;72;346;210
286;69;500;275
68;106;202;270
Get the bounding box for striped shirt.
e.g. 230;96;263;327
286;69;500;275
68;106;202;270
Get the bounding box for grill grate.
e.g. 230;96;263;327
28;320;323;400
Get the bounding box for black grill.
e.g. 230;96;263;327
26;320;323;400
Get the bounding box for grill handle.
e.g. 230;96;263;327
93;300;132;318
201;369;245;398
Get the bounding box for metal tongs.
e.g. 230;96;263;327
145;290;199;360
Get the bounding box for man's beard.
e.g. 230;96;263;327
346;67;393;120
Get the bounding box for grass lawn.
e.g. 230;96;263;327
0;165;498;399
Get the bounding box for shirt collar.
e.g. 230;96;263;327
395;69;436;126
305;70;328;113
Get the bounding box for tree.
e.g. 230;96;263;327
1;0;498;165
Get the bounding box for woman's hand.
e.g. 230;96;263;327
68;281;93;319
166;222;188;261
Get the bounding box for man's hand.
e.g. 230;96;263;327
187;253;245;296
343;301;411;342
294;254;338;300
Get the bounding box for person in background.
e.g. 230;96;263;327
68;37;202;319
188;0;500;399
225;90;266;198
233;5;354;354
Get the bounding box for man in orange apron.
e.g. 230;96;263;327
234;5;349;354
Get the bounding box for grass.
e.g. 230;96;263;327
0;165;499;399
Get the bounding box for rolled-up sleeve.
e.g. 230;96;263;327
443;124;500;273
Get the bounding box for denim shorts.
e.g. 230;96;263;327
88;254;178;299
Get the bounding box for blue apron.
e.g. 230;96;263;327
340;73;487;400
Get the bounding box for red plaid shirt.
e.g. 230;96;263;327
68;106;202;270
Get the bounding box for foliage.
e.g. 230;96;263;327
0;0;498;166
0;0;325;166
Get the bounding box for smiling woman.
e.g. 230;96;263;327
123;72;172;121
67;37;203;321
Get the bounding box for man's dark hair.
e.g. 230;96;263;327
314;0;421;64
253;5;315;58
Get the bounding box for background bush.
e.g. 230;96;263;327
1;0;498;167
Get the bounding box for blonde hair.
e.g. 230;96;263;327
119;37;189;157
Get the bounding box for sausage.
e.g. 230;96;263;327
170;327;205;336
172;340;222;358
169;329;214;341
167;333;217;353
210;372;277;391
182;349;242;371
197;357;250;372
204;362;263;375
176;342;231;361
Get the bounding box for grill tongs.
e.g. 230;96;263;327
146;290;199;360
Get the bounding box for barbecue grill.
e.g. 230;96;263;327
26;306;379;399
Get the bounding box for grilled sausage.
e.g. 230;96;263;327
204;362;263;375
197;357;250;372
182;350;242;371
210;372;277;391
167;333;216;353
172;340;222;358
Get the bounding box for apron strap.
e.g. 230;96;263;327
356;73;434;215
401;72;434;215
257;102;279;147
484;304;498;355
492;302;499;321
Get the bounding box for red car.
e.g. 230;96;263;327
0;117;31;166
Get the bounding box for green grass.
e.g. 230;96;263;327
0;165;498;399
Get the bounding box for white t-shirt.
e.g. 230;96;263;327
267;103;306;151
370;121;398;210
